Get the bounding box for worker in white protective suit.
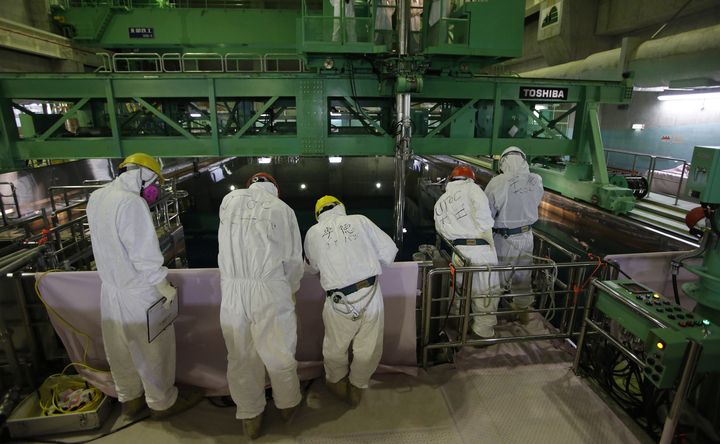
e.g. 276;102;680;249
87;152;203;421
304;196;397;406
429;0;452;26
330;0;357;43
410;0;423;52
434;165;501;339
485;146;544;323
218;172;304;439
374;0;396;46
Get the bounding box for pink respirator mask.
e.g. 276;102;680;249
141;183;160;205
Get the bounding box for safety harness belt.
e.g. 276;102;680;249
492;225;532;238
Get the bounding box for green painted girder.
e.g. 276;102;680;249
0;73;630;166
13;137;394;159
61;7;299;53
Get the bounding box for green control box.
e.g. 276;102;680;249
594;280;720;389
686;146;720;204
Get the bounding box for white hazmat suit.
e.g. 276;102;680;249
330;0;356;42
87;168;178;411
218;182;304;419
375;0;396;30
434;178;500;338
304;205;397;388
485;147;544;308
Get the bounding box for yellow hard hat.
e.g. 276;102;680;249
119;153;165;183
315;195;342;220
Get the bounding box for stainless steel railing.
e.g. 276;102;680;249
420;261;610;367
605;148;690;205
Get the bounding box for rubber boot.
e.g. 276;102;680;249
243;413;263;439
347;384;363;407
326;376;348;401
121;396;147;420
150;387;204;420
467;329;494;348
510;302;531;325
279;404;299;423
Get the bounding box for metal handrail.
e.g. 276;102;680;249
112;52;162;73
161;53;182;73
435;233;470;266
0;182;22;225
180;53;224;73
95;52;112;72
224;53;263;73
605;148;690;205
263;53;304;73
96;51;308;73
421;258;608;367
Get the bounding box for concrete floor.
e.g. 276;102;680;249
24;334;649;444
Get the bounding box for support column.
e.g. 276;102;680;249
393;93;411;245
393;0;411;245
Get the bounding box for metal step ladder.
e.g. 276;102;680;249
0;182;21;226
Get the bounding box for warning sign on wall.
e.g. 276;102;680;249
541;4;561;29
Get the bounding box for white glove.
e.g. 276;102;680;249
155;279;177;309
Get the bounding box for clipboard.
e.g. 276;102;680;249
146;294;179;343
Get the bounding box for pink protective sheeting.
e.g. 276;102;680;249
37;263;419;397
605;251;701;311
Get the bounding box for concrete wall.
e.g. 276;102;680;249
3;0;51;32
601;91;720;168
503;0;720;77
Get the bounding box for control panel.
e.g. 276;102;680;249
594;280;720;389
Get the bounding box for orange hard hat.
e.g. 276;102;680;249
246;172;279;193
449;165;475;181
685;206;707;236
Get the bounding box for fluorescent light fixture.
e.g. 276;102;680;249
535;105;548;110
631;123;645;131
329;156;343;164
375;182;382;189
229;185;236;191
258;157;272;164
300;183;307;190
190;113;202;118
657;92;720;101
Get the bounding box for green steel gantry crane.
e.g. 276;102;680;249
0;0;636;242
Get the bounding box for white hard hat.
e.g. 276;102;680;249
501;146;526;159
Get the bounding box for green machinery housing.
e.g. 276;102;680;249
0;0;635;213
588;279;719;390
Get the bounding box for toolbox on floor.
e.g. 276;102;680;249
6;391;112;438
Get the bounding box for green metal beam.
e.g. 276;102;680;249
233;96;279;139
427;98;481;138
531;105;576;139
512;99;568;140
133;97;196;141
0;97;17;169
490;84;502;155
208;79;220;155
11;103;36;116
588;103;610;184
37;97;90;141
342;96;387;136
105;79;122;156
0;73;633;167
